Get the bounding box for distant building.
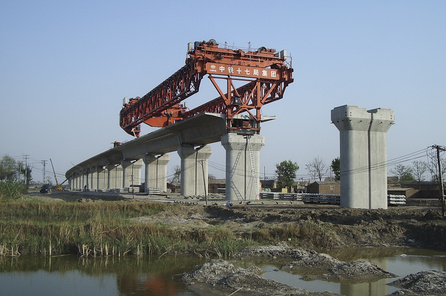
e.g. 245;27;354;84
208;179;226;193
400;181;444;198
306;181;340;195
260;179;277;191
305;179;444;199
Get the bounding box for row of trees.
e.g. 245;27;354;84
391;159;446;182
0;155;32;184
0;155;30;199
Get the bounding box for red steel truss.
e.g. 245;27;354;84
119;39;293;137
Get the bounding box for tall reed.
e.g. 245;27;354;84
0;201;250;258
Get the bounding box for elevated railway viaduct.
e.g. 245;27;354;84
66;113;272;200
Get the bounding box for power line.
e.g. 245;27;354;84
341;147;431;176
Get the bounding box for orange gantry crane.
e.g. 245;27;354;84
119;39;294;137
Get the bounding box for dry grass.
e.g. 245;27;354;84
0;200;251;258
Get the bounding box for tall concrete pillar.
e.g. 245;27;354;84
132;159;143;192
107;164;121;192
331;105;394;209
143;154;169;193
78;175;82;190
221;133;264;201
82;171;88;191
121;160;132;191
368;109;395;208
177;145;212;197
74;175;79;190
97;166;107;192
121;159;143;192
90;168;97;191
71;175;76;190
107;165;113;191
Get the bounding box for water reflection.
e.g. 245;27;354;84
0;255;204;296
1;248;446;296
340;279;389;296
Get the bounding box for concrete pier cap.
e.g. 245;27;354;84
331;105;395;209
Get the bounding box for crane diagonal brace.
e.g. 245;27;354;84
183;76;290;132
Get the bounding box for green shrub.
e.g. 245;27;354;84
0;181;24;200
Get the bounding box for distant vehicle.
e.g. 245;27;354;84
40;184;51;193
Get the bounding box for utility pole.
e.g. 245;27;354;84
131;161;135;199
42;160;47;184
23;155;29;188
200;160;207;206
432;145;445;217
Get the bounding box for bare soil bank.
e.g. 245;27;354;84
204;202;446;251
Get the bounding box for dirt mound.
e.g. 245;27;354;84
180;259;338;296
314;260;396;281
389;270;446;295
236;244;395;281
235;242;307;259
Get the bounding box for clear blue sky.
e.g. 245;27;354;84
1;0;445;183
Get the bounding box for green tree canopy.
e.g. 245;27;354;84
0;155;18;181
331;157;340;181
275;160;299;191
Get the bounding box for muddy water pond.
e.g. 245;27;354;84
1;248;445;296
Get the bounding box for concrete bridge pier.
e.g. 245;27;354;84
107;164;121;192
177;144;212;197
331;105;394;209
90;168;97;191
91;166;107;192
70;175;78;190
83;170;90;191
143;154;169;193
97;166;107;192
222;133;264;201
81;173;86;190
121;160;143;192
